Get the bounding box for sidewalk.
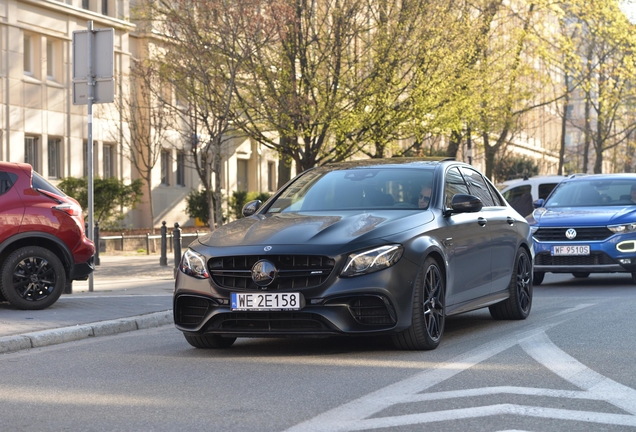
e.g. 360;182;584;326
0;254;178;354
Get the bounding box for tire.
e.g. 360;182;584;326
0;246;66;310
533;271;544;286
490;248;533;320
572;272;590;278
184;334;237;349
393;257;445;350
631;273;636;284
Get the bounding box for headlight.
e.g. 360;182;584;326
179;249;210;279
340;245;403;277
608;223;636;233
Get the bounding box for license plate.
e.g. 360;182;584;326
231;292;302;311
551;245;590;256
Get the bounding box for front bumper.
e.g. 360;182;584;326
173;257;419;337
533;232;636;274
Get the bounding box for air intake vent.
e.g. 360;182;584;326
209;255;335;290
212;312;328;332
533;227;613;242
535;252;615;266
175;296;212;326
348;296;396;325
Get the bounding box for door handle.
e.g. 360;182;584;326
507;217;515;226
478;217;487;227
442;237;453;247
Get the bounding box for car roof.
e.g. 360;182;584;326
559;173;636;182
324;157;458;170
500;175;566;188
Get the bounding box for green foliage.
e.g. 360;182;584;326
185;189;210;225
230;191;272;220
494;156;539;182
58;177;144;228
185;189;226;226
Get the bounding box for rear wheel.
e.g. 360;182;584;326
572;272;590;278
533;272;544;286
0;246;66;310
184;334;237;349
393;257;445;350
490;248;532;320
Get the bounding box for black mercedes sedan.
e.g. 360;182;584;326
174;158;533;350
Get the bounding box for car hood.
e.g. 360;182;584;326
530;206;636;227
197;210;434;247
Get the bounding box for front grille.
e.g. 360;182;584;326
175;296;213;326
533;227;613;241
535;252;616;266
209;255;335;290
348;297;396;325
212;312;328;332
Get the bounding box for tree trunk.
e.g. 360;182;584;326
277;136;293;189
146;176;156;235
583;96;591;173
446;130;462;159
213;148;224;227
558;74;569;176
483;133;496;181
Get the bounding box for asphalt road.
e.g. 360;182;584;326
1;272;635;432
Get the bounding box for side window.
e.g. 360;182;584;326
503;185;531;202
538;183;558;200
0;171;18;196
486;180;506;206
444;167;470;208
459;167;495;207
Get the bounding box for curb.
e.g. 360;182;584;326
0;310;173;355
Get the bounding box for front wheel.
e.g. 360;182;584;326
184;334;237;349
490;248;533;320
393;257;445;350
0;246;66;310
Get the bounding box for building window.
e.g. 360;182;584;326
161;150;171;185
267;162;276;192
103;144;113;178
46;40;55;80
176;152;185;186
24;34;33;75
102;0;108;15
237;159;248;192
82;0;89;9
25;137;39;171
48;138;61;179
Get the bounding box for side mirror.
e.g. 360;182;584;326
533;198;545;209
449;194;483;214
242;200;262;217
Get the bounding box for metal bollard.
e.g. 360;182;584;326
146;233;150;255
121;232;125;251
160;221;168;266
173;222;182;271
94;222;100;266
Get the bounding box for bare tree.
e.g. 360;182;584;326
147;0;287;229
110;56;172;233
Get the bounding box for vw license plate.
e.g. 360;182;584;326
231;292;301;311
551;245;590;256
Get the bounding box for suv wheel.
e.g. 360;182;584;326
0;246;67;310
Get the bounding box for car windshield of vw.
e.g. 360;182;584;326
530;174;636;286
174;159;533;351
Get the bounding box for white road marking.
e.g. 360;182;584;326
286;303;636;431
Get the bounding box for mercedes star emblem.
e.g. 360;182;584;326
251;260;277;288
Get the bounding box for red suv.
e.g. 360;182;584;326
0;162;94;310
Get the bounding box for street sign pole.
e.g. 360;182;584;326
73;21;114;292
87;20;95;292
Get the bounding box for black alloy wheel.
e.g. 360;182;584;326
184;334;237;349
490;248;532;320
0;246;66;310
393;256;445;350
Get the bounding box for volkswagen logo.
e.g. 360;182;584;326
251;260;277;287
565;228;577;240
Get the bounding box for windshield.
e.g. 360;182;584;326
545;179;636;207
267;168;434;213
